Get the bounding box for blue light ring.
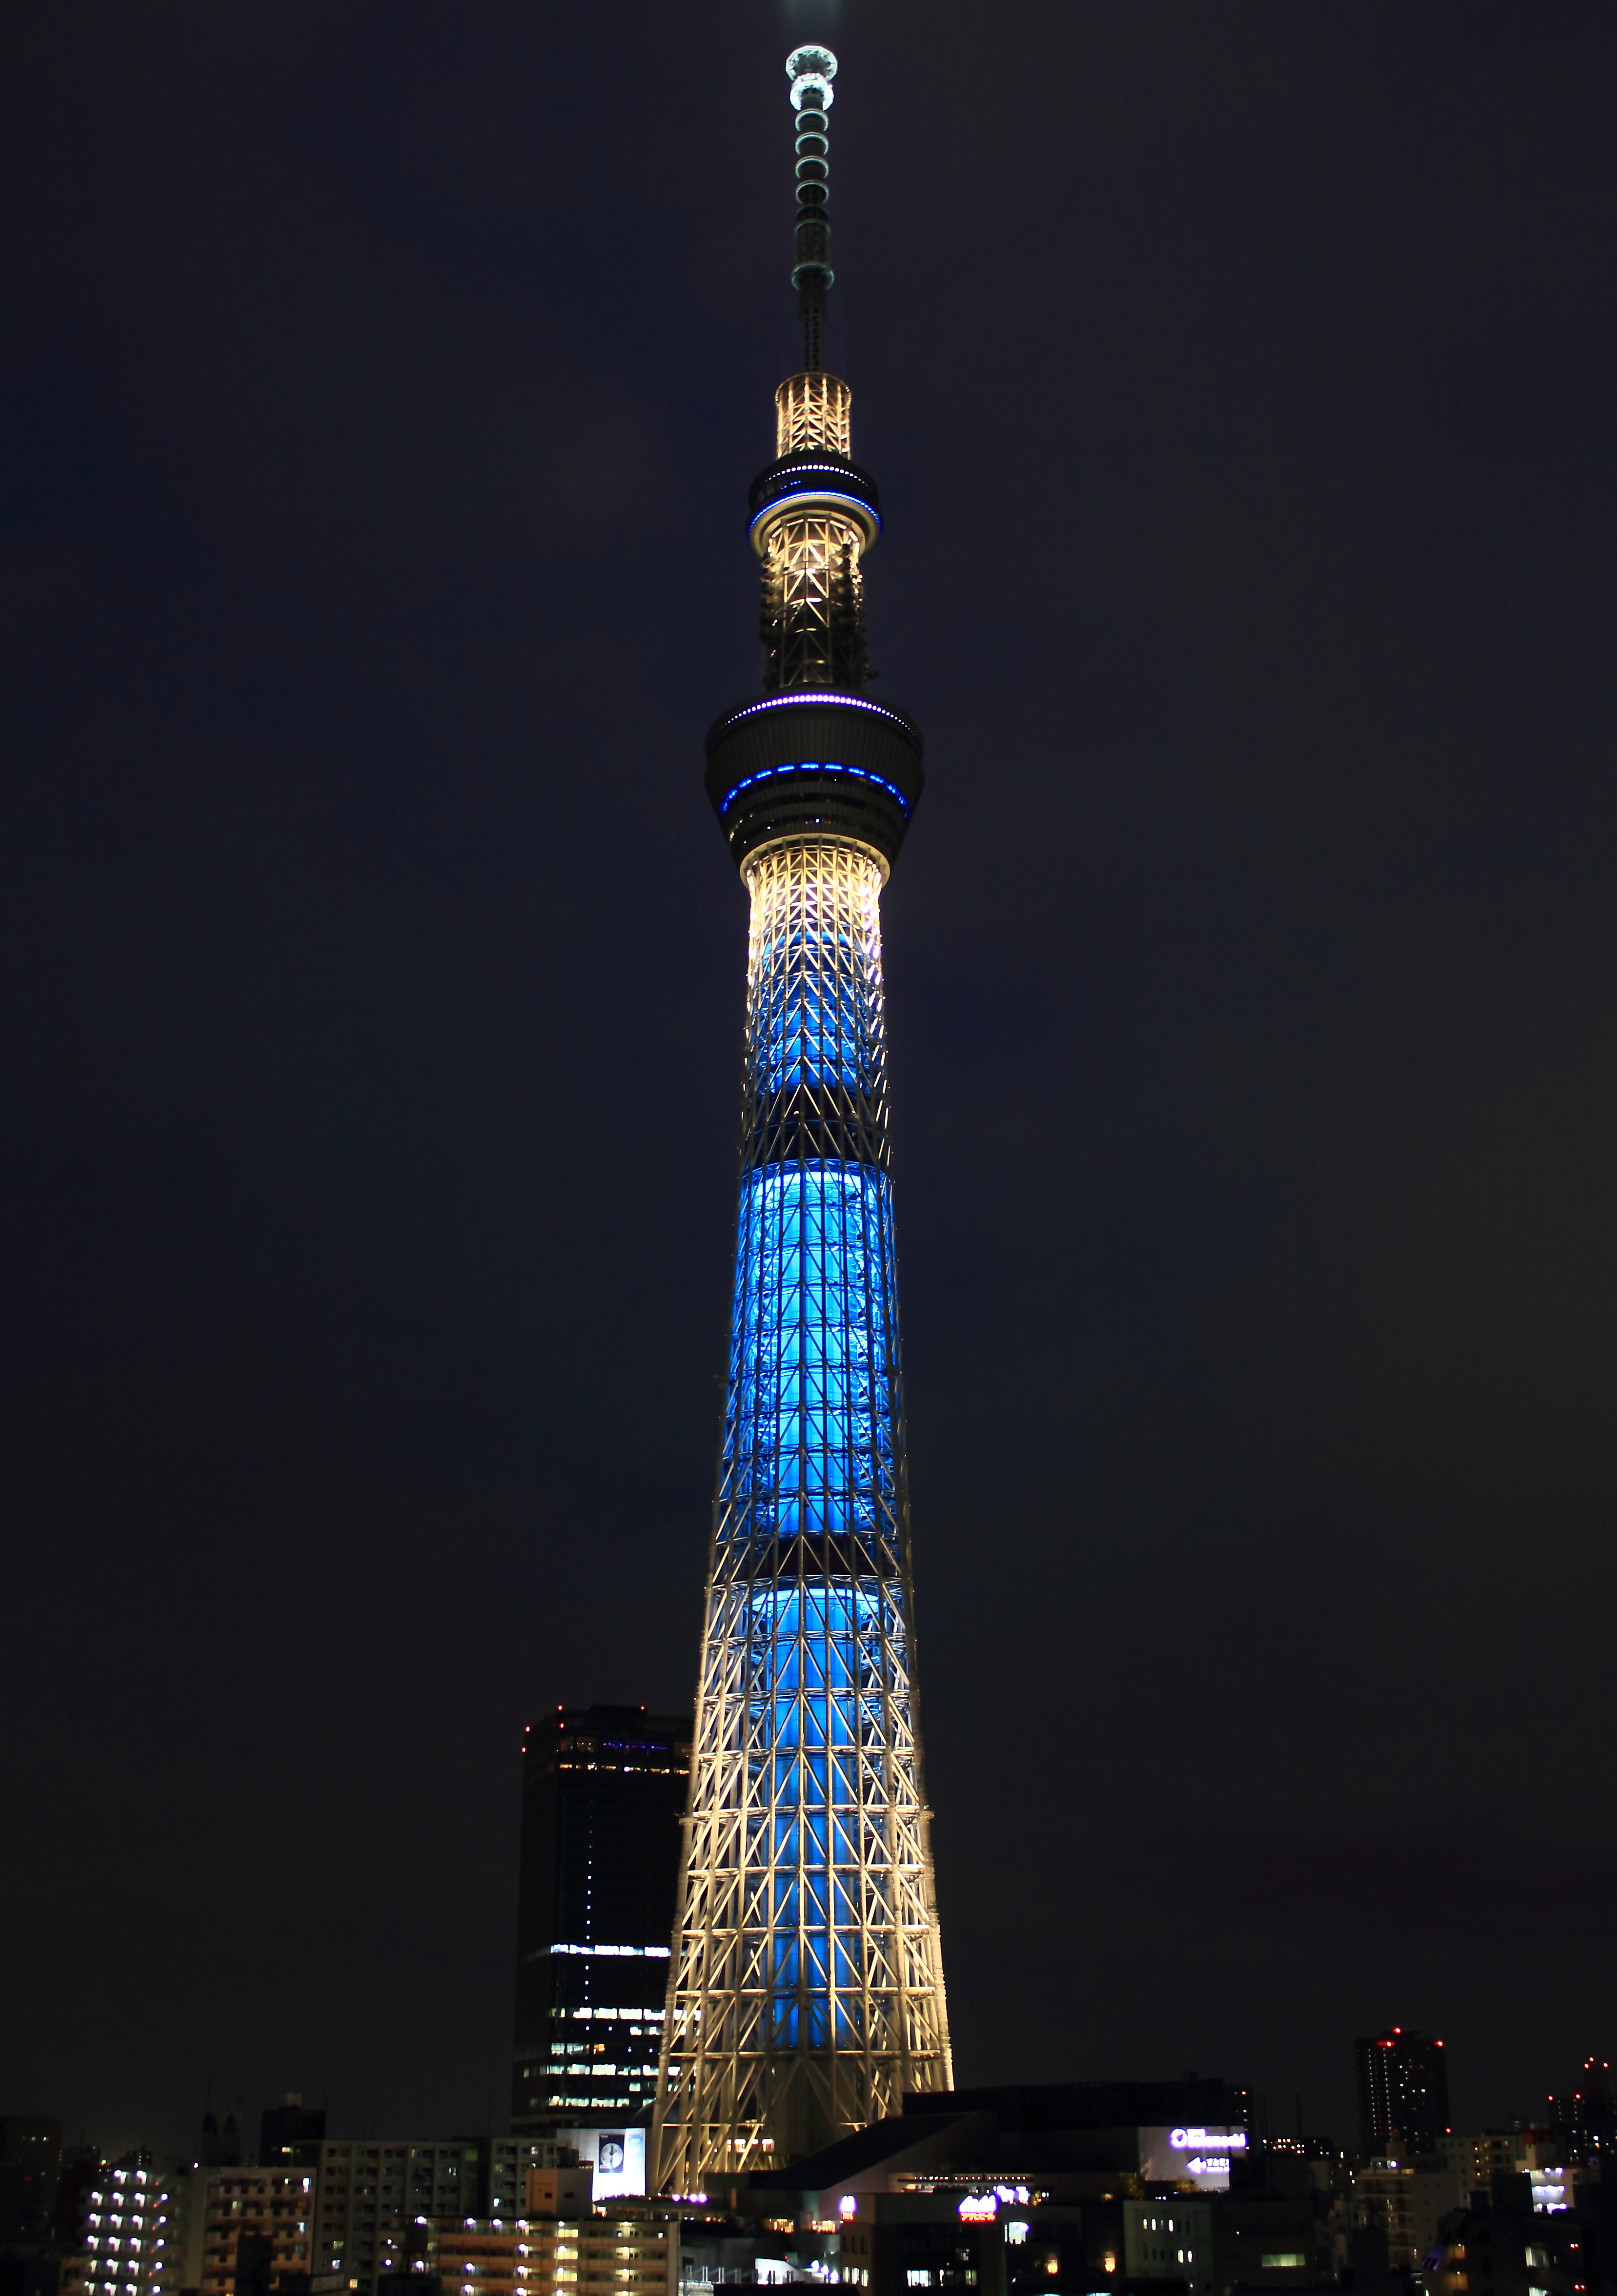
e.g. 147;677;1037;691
749;489;882;553
717;759;910;818
710;690;919;743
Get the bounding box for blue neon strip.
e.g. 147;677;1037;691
718;759;910;816
721;690;912;734
749;489;881;543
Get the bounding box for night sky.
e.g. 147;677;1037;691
4;1;1614;2161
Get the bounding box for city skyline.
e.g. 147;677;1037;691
2;2;1613;2165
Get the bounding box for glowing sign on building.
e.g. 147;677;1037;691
1138;2128;1250;2192
554;2129;646;2199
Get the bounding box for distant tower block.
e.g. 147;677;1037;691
652;44;952;2194
1355;2027;1451;2159
513;1707;692;2136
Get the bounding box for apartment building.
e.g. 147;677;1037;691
430;2214;676;2296
199;2169;315;2296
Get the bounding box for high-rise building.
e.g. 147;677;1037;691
0;2119;62;2248
652;43;952;2191
309;2140;552;2290
259;2100;327;2171
67;2157;208;2296
1355;2028;1450;2160
198;2168;313;2296
1;2119;65;2296
1552;2059;1617;2170
512;1707;692;2135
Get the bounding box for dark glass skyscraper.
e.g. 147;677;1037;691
512;1705;692;2133
1355;2027;1450;2159
652;44;951;2192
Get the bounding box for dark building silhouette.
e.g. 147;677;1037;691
1355;2027;1450;2159
0;2121;64;2296
511;1704;691;2135
258;2099;326;2171
1428;2174;1583;2296
199;2113;243;2170
0;2121;62;2252
726;2083;1308;2296
1552;2058;1617;2170
231;2235;275;2296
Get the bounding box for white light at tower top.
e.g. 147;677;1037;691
787;44;836;108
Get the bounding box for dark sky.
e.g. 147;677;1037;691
4;0;1614;2162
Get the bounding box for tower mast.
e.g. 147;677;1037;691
653;46;952;2192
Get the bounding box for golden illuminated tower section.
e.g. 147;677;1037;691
757;373;870;692
652;45;951;2194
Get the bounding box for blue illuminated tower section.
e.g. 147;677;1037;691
653;46;952;2191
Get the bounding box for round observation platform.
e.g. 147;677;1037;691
748;452;882;553
704;690;924;872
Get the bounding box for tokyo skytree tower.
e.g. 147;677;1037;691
652;44;952;2191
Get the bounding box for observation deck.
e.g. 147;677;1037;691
748;451;882;553
704;690;925;873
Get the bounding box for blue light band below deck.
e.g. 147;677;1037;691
718;759;910;815
718;1163;911;2048
723;1160;900;1547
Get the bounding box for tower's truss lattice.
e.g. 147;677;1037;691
653;43;951;2194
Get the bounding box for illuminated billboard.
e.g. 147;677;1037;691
1138;2126;1249;2192
556;2128;647;2199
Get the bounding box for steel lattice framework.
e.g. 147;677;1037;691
654;845;950;2189
759;509;869;693
653;43;951;2194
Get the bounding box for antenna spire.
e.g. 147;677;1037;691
786;45;836;372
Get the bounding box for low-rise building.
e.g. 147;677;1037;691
1425;2179;1582;2296
429;2215;676;2296
1126;2197;1213;2288
1120;2194;1314;2294
834;2192;1006;2296
310;2141;565;2288
1437;2137;1584;2219
1355;2160;1466;2271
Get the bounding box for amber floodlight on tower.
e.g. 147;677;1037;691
651;43;952;2193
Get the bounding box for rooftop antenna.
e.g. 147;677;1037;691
786;45;836;371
